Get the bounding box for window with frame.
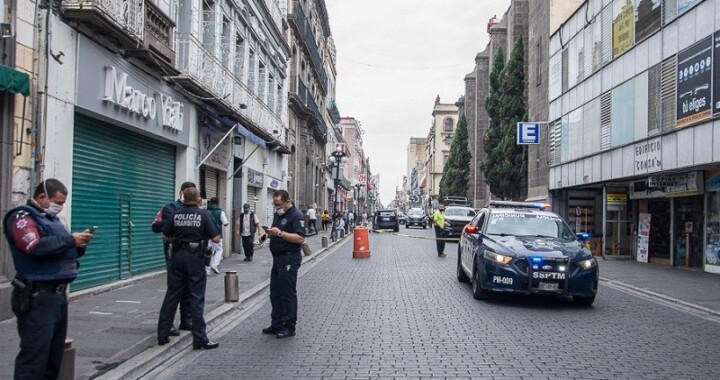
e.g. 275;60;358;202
443;117;453;132
234;32;245;80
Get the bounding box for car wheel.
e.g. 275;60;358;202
471;262;491;300
573;295;595;306
457;248;469;283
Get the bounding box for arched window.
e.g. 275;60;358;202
443;117;453;132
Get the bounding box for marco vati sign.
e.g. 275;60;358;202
103;66;184;132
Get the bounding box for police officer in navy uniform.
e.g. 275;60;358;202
151;181;196;335
157;187;221;350
3;179;93;379
262;189;306;339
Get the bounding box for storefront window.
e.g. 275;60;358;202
674;195;704;268
705;191;720;272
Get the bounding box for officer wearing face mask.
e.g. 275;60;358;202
262;189;305;339
3;178;93;379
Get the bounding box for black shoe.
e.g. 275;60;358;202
276;327;296;339
262;326;281;335
179;322;193;331
158;337;170;345
243;257;253;262
169;327;180;336
193;341;219;350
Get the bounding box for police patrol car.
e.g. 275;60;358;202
456;201;598;306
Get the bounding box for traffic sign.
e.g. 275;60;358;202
517;122;540;145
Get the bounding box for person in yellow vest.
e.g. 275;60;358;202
433;204;448;257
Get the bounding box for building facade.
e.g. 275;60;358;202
286;0;334;213
543;0;720;273
425;96;458;210
406;137;427;210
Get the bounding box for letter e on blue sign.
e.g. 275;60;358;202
517;123;540;145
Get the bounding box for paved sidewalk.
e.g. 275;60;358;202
0;229;349;380
599;259;720;316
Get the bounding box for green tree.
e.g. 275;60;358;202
439;114;471;200
480;38;527;200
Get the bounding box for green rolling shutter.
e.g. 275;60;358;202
71;113;176;290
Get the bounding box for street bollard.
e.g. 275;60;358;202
353;227;370;259
58;339;75;380
322;236;328;248
224;271;239;302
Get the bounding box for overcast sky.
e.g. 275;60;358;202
325;0;511;205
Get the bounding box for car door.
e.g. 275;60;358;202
461;210;486;272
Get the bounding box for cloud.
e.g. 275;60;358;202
326;0;511;204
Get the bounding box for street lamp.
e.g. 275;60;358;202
328;146;347;219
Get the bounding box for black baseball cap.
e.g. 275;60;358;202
180;181;196;191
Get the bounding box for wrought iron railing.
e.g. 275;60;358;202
175;34;284;145
289;1;327;90
63;0;144;41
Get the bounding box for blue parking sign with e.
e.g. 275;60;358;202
517;123;540;145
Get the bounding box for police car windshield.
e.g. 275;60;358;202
485;213;576;242
444;207;475;217
408;209;424;216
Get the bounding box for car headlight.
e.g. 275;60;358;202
579;257;597;270
484;250;512;265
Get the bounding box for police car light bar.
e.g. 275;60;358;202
487;201;550;210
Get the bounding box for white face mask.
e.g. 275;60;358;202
276;208;286;216
46;202;63;217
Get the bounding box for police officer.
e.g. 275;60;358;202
151;181;196;335
3;179;93;379
157;187;221;350
262;189;306;339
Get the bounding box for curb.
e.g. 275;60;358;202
94;234;352;380
599;276;720;320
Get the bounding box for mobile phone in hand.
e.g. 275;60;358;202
88;226;98;234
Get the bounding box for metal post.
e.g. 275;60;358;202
224;271;239;302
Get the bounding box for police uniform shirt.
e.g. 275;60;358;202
269;205;306;254
162;205;220;243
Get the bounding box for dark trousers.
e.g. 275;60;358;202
269;252;302;330
308;219;317;233
322;220;329;231
165;245;192;326
434;226;446;255
158;250;209;347
13;290;68;380
242;235;255;258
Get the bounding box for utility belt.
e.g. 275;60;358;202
11;277;67;313
174;241;206;254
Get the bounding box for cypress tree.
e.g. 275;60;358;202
481;38;527;200
439;114;471;199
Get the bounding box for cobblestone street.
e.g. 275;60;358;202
155;229;720;380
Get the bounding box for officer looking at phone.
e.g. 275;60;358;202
2;178;94;379
262;189;306;339
158;187;221;350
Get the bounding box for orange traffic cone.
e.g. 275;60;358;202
353;227;370;259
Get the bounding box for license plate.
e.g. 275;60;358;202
538;282;559;291
382;217;390;221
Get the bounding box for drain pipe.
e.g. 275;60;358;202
30;3;51;188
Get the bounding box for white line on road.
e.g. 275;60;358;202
88;311;112;315
116;300;141;304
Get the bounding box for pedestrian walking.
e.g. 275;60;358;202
433;205;448;257
321;210;330;231
3;179;94;379
306;205;317;234
158;187;221;350
151;181;196;334
262;189;306;339
206;197;228;275
348;210;355;229
236;203;263;261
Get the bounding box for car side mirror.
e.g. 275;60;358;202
465;225;479;234
576;232;590;241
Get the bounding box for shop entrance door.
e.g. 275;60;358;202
648;200;671;264
674;195;704;268
605;204;632;257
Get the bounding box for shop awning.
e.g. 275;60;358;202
198;108;266;148
0;64;30;96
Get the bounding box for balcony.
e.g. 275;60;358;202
63;1;179;75
174;34;286;148
288;0;327;92
289;77;326;140
124;1;178;75
63;0;144;47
